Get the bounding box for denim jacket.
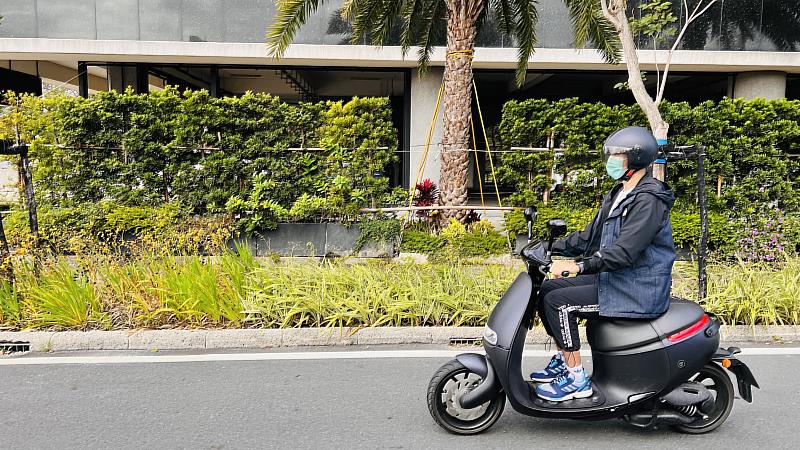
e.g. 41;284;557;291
554;175;676;318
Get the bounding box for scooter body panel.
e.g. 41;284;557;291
482;271;723;420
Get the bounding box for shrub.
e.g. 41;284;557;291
504;205;596;238
3;202;234;255
497;97;800;215
669;209;737;253
734;209;797;262
354;219;402;252
1;90;399;230
0;281;20;328
399;229;445;253
19;261;109;330
692;258;800;325
401;219;510;258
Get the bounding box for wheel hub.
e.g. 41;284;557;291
441;373;490;420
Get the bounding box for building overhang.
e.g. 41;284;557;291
1;38;799;73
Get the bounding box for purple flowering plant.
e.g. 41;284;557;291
735;208;794;263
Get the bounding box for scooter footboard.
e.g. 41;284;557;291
456;353;502;409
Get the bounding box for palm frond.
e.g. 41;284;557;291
369;0;407;47
267;0;325;57
509;0;539;86
344;0;382;44
414;0;446;73
563;0;621;63
490;0;515;36
400;0;424;55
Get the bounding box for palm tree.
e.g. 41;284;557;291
268;0;619;221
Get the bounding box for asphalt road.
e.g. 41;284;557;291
0;348;794;450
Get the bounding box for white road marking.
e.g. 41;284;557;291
0;347;798;366
739;347;800;355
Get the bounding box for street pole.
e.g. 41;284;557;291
660;144;708;301
697;145;708;301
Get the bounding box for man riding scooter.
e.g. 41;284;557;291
530;126;676;402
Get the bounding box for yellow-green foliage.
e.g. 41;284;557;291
679;258;800;326
672;258;800;325
401;219;510;258
245;260;516;328
1;252;799;330
0;249;519;330
2;202;235;256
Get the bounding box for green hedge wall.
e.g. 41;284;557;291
498;97;800;256
1;88;399;228
497;97;800;213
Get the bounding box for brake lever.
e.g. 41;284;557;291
538;264;550;277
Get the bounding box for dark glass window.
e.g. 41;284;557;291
0;0;796;51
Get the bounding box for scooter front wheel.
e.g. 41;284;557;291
427;359;505;435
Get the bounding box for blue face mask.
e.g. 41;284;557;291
605;156;627;180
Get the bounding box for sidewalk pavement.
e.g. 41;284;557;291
1;325;799;353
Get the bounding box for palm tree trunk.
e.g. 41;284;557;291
439;0;483;222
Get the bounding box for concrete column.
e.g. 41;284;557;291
408;67;444;188
734;71;787;100
78;62;89;98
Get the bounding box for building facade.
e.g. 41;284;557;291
1;0;798;192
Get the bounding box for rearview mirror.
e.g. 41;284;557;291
523;207;537;222
546;219;567;253
524;207;537;241
547;219;567;239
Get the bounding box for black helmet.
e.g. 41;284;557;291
602;126;659;171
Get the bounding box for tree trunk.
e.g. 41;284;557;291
18;152;39;245
603;0;669;140
602;0;668;181
0;212;13;282
439;0;483;222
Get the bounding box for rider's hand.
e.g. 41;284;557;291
549;260;580;279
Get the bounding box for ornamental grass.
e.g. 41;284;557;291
0;250;798;330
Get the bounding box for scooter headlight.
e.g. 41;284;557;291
483;325;498;346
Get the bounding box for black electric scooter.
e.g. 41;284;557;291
427;207;759;435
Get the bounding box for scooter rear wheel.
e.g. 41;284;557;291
427;359;505;435
673;363;735;434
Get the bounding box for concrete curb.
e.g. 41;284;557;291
1;325;798;353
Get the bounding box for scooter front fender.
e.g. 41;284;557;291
456;353;488;378
456;353;502;409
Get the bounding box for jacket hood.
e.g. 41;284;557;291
631;174;676;209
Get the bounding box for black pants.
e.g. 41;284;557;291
537;275;600;352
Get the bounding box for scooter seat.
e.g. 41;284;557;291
587;298;705;352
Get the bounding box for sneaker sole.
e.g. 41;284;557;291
538;387;594;402
530;375;557;383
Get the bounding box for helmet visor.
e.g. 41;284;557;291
602;145;633;163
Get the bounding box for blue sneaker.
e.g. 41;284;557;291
535;372;593;402
530;354;568;382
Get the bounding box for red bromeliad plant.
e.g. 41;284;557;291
414;179;440;220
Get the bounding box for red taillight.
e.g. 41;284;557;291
668;314;710;343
